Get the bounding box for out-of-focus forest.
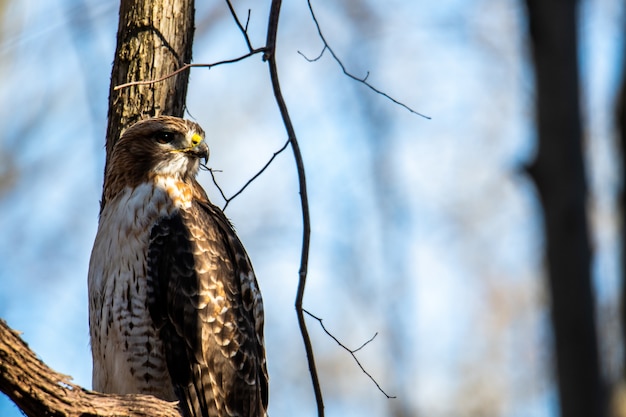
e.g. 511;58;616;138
0;0;624;416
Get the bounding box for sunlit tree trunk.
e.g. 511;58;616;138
524;1;605;416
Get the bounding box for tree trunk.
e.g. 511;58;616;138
524;1;605;416
103;0;195;207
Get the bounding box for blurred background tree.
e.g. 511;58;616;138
525;0;603;416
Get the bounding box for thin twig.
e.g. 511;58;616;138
206;167;229;202
204;139;290;210
244;10;251;33
303;309;396;399
224;139;290;209
225;0;253;52
303;0;430;119
353;332;378;353
266;1;323;416
113;50;265;91
297;46;327;63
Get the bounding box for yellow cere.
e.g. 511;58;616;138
191;133;203;146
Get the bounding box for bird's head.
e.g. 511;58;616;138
112;116;208;177
103;116;208;208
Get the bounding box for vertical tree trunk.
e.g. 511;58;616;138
103;0;195;207
524;1;605;416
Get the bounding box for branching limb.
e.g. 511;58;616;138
203;138;290;210
303;309;397;399
302;0;430;119
0;319;182;417
113;50;266;91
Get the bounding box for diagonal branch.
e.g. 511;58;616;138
207;168;229;202
203;138;290;210
302;0;430;119
303;309;396;399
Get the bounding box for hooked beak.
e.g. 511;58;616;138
186;141;209;164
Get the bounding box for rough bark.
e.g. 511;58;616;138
103;0;195;208
524;1;605;416
0;319;181;417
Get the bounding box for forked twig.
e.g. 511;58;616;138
203;138;290;210
301;0;430;119
303;309;397;399
225;0;253;52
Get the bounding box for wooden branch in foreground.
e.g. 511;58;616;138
0;319;181;417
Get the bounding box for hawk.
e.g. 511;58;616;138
88;116;268;417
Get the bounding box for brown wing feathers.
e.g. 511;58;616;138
147;200;267;417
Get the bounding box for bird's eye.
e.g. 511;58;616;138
155;131;175;144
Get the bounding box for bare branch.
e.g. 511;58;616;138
303;309;397;399
113;50;266;91
297;46;328;63
303;0;430;119
207;168;229;202
225;0;254;52
244;10;251;33
202;138;290;210
352;331;379;353
0;319;182;417
265;1;324;416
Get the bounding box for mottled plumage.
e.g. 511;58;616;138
88;116;268;417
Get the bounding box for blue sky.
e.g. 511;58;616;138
0;0;624;416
